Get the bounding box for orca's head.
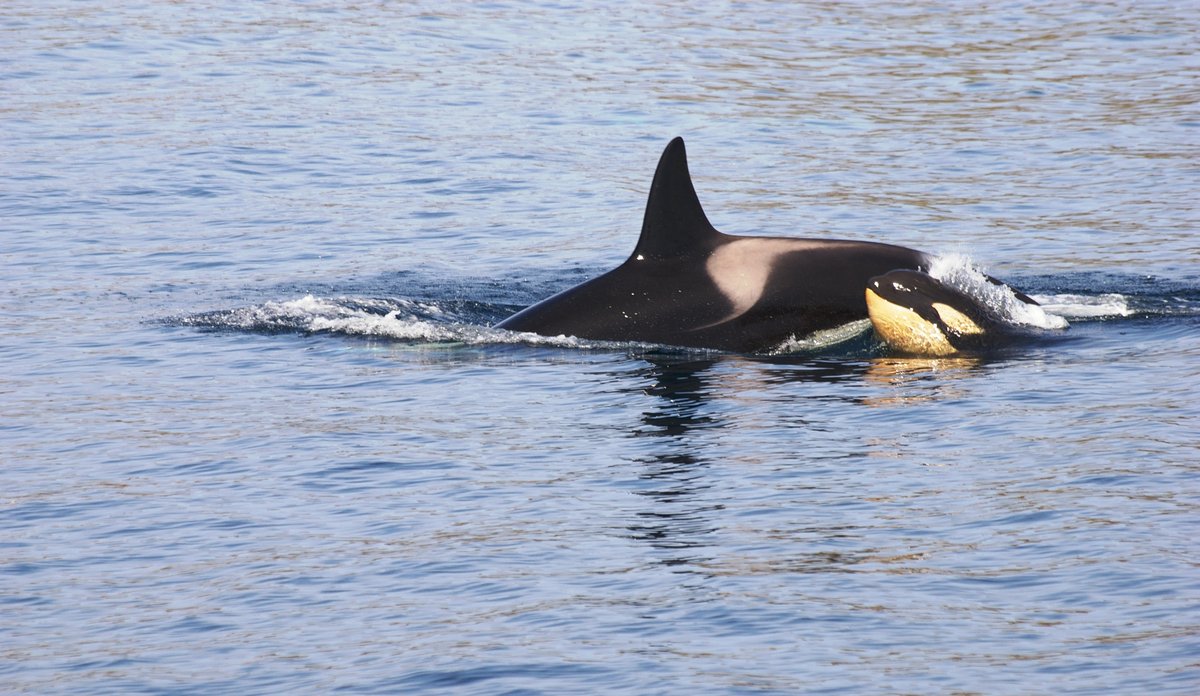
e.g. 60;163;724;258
865;270;992;356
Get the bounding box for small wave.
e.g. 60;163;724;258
928;254;1070;330
176;295;444;336
768;319;872;355
174;295;650;351
1030;293;1132;319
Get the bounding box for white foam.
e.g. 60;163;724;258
1030;293;1132;319
928;254;1070;330
309;312;458;341
286;295;539;344
769;319;872;355
191;295;649;350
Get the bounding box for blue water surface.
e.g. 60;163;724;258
2;2;1198;694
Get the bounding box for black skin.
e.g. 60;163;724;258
497;137;932;353
500;240;929;352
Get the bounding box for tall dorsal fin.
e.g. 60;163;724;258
631;137;722;261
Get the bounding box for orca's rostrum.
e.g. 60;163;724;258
496;137;1052;355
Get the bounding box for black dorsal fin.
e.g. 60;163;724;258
631;137;722;261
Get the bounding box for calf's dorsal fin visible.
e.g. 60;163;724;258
631;137;722;261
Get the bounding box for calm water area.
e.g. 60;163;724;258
2;2;1198;693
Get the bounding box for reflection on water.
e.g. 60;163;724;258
866;356;983;381
620;353;990;571
632;357;720;438
694;547;935;578
619;352;1011;576
625;358;721;566
862;356;984;406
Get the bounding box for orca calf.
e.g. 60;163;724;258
497;137;1039;355
865;269;1050;356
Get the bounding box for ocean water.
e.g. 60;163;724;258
2;1;1198;694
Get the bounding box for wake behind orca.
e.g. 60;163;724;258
496;137;1059;355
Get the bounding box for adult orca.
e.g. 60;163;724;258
496;137;1029;354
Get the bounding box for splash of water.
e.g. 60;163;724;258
928;254;1070;330
768;319;873;355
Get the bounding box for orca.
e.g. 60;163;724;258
496;137;1031;354
865;269;1045;356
